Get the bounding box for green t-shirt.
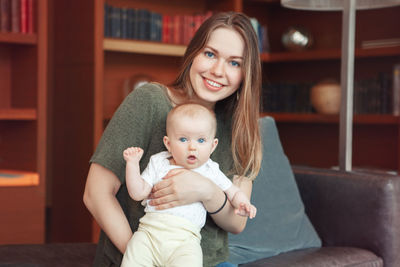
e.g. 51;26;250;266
90;83;234;267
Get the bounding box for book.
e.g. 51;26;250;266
11;0;19;32
362;38;400;49
103;3;213;44
137;9;150;40
0;0;10;32
0;169;39;187
162;14;170;43
104;3;109;37
149;12;161;42
20;0;27;33
120;7;128;39
27;0;32;33
110;6;121;38
393;64;400;115
127;8;135;39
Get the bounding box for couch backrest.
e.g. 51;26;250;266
293;166;400;267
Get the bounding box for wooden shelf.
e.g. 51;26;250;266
0;169;39;187
103;38;400;61
103;38;186;56
261;46;400;62
263;112;400;125
0;33;37;45
0;109;37;120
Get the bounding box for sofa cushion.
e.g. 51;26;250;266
0;243;96;266
228;116;321;264
240;247;383;267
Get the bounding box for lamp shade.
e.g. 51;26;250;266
281;0;400;10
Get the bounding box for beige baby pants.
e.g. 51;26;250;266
121;212;202;267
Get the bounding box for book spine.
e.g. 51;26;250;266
162;14;170;43
111;6;121;38
132;8;139;40
104;3;108;37
393;64;400;115
0;0;10;32
156;13;162;42
20;0;26;33
172;15;180;44
27;0;32;33
126;8;134;39
120;7;128;39
11;0;19;32
137;9;147;40
149;11;162;42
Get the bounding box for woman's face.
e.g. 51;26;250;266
189;27;244;109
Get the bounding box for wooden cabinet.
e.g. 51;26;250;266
50;0;400;242
0;0;48;244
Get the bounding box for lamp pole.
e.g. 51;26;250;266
339;0;356;171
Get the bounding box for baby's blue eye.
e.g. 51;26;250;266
179;137;188;142
230;60;240;67
205;51;215;58
198;138;206;143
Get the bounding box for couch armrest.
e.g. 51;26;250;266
292;166;400;267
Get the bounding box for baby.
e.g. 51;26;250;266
121;103;256;267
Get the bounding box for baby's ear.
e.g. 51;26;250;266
211;138;219;154
163;136;171;151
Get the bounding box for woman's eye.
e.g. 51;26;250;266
179;137;187;142
205;51;215;58
230;60;240;67
198;138;205;143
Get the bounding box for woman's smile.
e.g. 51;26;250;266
203;77;224;91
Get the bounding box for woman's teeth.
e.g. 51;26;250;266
206;79;222;88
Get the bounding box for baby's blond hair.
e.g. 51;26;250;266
166;103;217;137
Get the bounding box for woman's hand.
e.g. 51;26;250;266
149;168;214;209
149;169;254;234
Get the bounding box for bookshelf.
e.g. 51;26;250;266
0;0;47;244
104;38;186;56
261;46;400;62
50;0;400;242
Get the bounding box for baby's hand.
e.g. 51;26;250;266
123;147;144;163
235;202;257;219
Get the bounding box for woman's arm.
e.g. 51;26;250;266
149;169;253;234
83;163;132;253
206;175;253;234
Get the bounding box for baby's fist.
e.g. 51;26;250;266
123;147;144;162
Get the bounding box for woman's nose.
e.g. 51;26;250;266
211;60;224;76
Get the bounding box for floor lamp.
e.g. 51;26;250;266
281;0;400;171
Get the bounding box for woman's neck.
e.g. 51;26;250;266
167;87;215;110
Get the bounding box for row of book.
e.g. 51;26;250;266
104;4;212;45
262;71;396;115
262;82;313;113
104;3;270;52
0;0;34;34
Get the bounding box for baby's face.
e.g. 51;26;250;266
164;115;217;169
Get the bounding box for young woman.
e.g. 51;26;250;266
83;12;262;267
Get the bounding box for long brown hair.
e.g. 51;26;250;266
171;12;262;180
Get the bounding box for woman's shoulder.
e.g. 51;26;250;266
121;82;172;113
133;82;169;100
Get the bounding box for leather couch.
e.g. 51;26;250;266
0;166;399;266
241;166;400;267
